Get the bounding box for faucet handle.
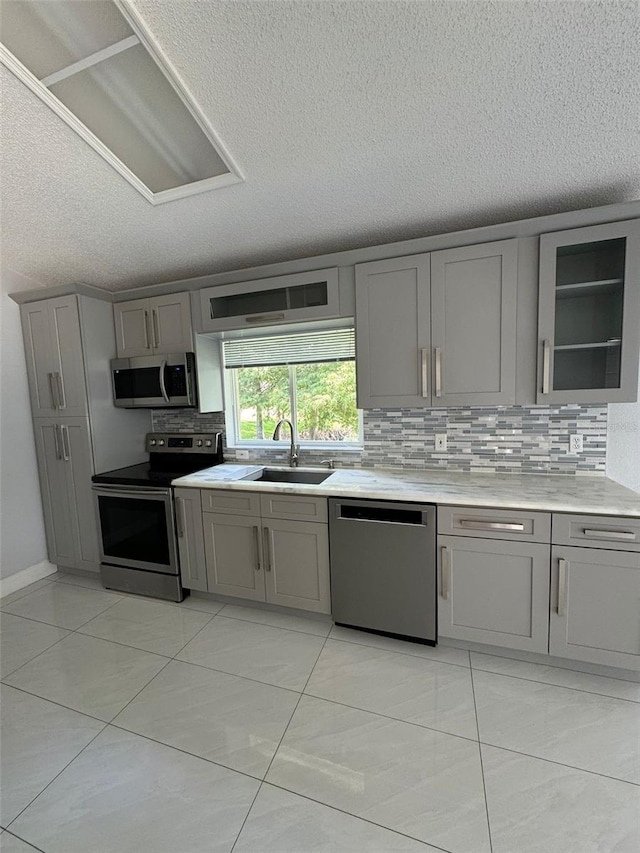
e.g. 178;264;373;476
320;458;335;470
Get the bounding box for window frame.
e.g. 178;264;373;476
223;353;363;451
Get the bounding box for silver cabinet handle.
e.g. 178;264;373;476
441;546;450;600
245;313;286;324
60;424;70;461
263;526;271;572
143;310;151;349
542;340;551;395
253;526;261;571
459;520;526;532
158;361;169;403
55;373;66;409
434;347;442;398
48;373;58;409
557;558;567;616
420;348;429;398
175;497;185;538
53;424;62;460
583;528;636;541
152;309;160;349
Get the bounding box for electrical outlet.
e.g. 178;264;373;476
235;449;250;459
569;434;583;454
435;433;447;452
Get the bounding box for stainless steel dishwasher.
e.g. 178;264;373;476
329;498;437;644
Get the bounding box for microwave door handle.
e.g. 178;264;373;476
158;361;170;403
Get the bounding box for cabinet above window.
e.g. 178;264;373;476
198;268;340;332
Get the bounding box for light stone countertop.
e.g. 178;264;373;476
172;464;640;518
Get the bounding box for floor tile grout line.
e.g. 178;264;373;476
5;719;109;830
0;629;73;681
0;576;58;606
478;741;640;788
469;649;640;686
469;665;640;704
0;827;48;853
301;690;480;744
328;632;472;669
0;682;122;725
469;662;495;853
261;780;458;853
229;782;264;853
217;605;332;638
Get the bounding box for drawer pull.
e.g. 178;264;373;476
583;528;636;541
440;546;450;600
557;558;568;616
459;520;525;532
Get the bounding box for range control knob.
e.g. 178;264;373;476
158;440;165;447
205;439;212;447
196;439;203;447
149;439;156;446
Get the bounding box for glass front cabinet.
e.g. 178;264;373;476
537;219;640;403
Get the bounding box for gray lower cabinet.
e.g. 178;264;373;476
33;416;99;570
430;240;518;405
203;513;266;601
195;490;331;614
174;488;207;592
264;519;331;613
437;535;551;653
549;545;640;670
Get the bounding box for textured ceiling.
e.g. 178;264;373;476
1;0;639;292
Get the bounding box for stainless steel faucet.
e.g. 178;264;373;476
272;419;300;467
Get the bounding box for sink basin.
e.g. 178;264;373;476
256;468;333;484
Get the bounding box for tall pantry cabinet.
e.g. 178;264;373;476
21;295;150;573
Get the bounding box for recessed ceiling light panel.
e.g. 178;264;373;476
0;0;244;203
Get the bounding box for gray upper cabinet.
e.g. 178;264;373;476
430;240;518;405
199;268;340;333
537;219;640;404
21;296;87;418
355;253;431;407
113;292;192;358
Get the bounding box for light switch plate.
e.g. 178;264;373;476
569;434;583;454
435;434;447;452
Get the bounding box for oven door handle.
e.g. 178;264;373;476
92;485;170;496
158;361;170;403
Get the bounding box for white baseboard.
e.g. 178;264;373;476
0;560;58;599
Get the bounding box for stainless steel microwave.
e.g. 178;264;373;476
111;353;197;408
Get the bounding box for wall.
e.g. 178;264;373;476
153;403;607;475
0;268;48;580
607;352;640;492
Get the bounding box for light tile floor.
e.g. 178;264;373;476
0;572;638;853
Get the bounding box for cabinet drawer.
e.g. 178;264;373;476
201;489;261;517
260;493;328;523
552;514;640;552
438;505;550;543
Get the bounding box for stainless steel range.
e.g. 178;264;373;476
91;433;223;601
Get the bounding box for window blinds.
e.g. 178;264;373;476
223;328;355;368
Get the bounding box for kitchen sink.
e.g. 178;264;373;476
256;468;333;484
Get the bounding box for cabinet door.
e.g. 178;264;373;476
21;301;57;417
32;418;77;567
430;240;517;405
537;219;640;403
151;293;193;354
263;520;331;614
203;513;265;601
175;488;207;591
49;297;87;418
355;254;431;408
438;535;550;653
63;417;99;570
113;298;152;358
550;546;640;670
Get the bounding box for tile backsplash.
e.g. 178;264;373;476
152;404;607;475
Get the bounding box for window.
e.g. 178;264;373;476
0;0;242;204
223;328;361;447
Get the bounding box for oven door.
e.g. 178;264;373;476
92;485;178;574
